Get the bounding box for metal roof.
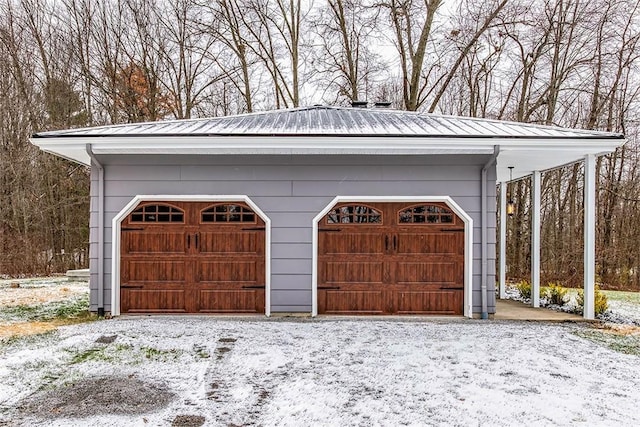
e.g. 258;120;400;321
33;105;622;139
30;106;626;182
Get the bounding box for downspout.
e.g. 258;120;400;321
86;144;105;317
481;146;500;319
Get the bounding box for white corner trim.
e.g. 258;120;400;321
311;196;474;318
110;195;271;316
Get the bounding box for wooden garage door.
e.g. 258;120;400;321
318;202;464;315
120;201;265;314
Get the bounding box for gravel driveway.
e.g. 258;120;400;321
1;317;639;426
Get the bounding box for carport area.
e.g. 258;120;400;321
494;299;585;321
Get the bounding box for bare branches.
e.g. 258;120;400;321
0;0;640;283
428;0;508;113
386;0;443;111
310;0;384;104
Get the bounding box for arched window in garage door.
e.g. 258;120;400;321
326;205;382;223
398;204;455;224
130;204;184;223
201;204;256;223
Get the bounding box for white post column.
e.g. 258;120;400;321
584;154;596;319
531;171;541;308
499;181;507;299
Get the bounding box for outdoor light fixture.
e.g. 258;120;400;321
507;166;516;217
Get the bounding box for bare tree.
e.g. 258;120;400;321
198;0;256;113
243;0;306;108
386;0;443;111
1;0;640;287
427;0;508;113
311;0;383;104
154;0;219;119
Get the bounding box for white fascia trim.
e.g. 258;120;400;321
494;139;623;149
90;136;499;156
311;196;474;318
35;135;625;148
32;135;624;167
110;195;271;317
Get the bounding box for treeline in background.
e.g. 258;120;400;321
0;0;638;289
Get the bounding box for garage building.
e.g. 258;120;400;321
31;106;624;318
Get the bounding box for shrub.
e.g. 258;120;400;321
516;280;531;299
576;285;609;316
515;280;546;300
544;283;568;306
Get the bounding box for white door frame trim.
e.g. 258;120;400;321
311;196;474;318
111;195;271;316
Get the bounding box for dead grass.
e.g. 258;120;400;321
0;283;87;307
0;313;97;340
0;279;96;343
574;324;640;356
0;321;60;339
593;322;640;336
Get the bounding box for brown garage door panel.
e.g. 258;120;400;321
198;261;260;283
395;261;458;284
396;233;459;255
320;290;385;314
123;232;186;254
124;260;188;283
121;289;187;313
198;290;264;313
396;291;463;315
199;232;261;254
322;262;384;284
319;233;384;255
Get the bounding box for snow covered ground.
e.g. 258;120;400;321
1;318;639;426
602;299;640;325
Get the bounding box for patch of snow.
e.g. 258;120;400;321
600;300;640;326
1;318;639;426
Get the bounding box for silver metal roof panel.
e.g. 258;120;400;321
32;105;623;139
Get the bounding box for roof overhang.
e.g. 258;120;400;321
30;135;625;180
495;141;623;182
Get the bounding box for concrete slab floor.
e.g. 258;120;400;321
494;299;588;322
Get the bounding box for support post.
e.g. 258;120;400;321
499;181;507;299
584;154;596;319
531;171;541;308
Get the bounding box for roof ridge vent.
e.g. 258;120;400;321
351;100;368;108
374;101;392;109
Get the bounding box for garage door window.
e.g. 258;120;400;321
398;204;454;224
130;204;184;223
201;204;256;223
327;205;382;224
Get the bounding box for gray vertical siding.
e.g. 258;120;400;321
90;154;496;314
